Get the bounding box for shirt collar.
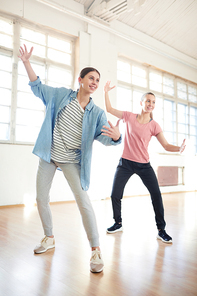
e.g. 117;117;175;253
71;90;94;111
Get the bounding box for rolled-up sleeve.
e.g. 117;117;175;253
29;77;56;106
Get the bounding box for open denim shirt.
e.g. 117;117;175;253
29;77;122;191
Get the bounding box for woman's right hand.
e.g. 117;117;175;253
104;81;115;93
18;44;33;62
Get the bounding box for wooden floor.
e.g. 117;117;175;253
0;192;197;296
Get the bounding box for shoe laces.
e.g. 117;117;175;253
91;249;101;261
41;236;48;244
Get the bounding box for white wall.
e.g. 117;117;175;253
0;0;197;206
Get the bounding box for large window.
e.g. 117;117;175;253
0;16;74;144
117;58;197;154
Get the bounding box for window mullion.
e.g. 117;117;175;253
10;20;20;143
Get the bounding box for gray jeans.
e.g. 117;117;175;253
36;158;100;247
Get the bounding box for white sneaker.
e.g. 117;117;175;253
34;236;55;254
90;249;104;273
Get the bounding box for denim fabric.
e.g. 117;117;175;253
29;77;122;191
111;158;166;230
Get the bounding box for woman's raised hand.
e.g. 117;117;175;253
18;44;33;62
179;139;186;153
104;81;116;93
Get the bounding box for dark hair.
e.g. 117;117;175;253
79;67;100;78
141;92;155;101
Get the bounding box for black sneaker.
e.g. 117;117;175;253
107;222;123;234
157;229;172;244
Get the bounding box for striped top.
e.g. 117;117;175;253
51;98;84;163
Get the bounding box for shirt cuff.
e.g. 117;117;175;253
28;76;40;86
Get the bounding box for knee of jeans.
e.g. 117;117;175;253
36;194;49;205
111;194;122;201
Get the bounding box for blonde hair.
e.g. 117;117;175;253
141;92;155;120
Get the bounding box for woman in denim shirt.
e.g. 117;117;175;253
18;45;121;273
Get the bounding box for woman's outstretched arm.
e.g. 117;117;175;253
18;44;37;82
104;81;123;119
156;132;186;153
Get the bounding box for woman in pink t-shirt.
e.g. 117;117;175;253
102;81;186;243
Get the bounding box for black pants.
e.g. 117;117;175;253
111;158;166;230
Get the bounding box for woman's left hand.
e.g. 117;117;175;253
101;119;121;141
180;139;186;153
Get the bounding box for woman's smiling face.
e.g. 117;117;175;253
78;71;100;94
141;94;156;113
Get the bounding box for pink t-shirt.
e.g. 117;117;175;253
122;111;162;163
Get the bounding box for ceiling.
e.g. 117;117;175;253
73;0;197;61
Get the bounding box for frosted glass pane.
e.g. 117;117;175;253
20;41;46;58
132;66;146;78
190;126;197;135
178;113;188;124
0;33;12;48
164;131;176;145
17;75;31;92
178;123;188;134
16;108;44;126
0;123;9;140
188;94;197;103
133;90;144;114
0;55;12;71
164;120;176;131
117;61;130;72
149;72;162;83
155;97;163;110
164;100;175;111
18;61;45;80
163;76;174;87
48;36;71;52
188;86;197;95
48;67;72;85
132;75;147;87
0;19;13;35
117;87;132;111
150;81;162;92
117;70;131;83
21;27;46;45
178;103;188;114
48;48;71;65
190;135;197;146
190;116;197;126
0;106;10;123
15;125;40;142
0;88;11;105
178;90;187;100
177;82;186;91
190;107;197;116
17;92;44;110
0;71;12;88
163;85;174;96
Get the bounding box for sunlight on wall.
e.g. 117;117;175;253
23;193;35;217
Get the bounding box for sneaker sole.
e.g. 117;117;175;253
106;227;123;234
90;264;104;273
157;235;172;244
34;244;55;254
90;267;103;273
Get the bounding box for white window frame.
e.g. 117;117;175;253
0;14;75;145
